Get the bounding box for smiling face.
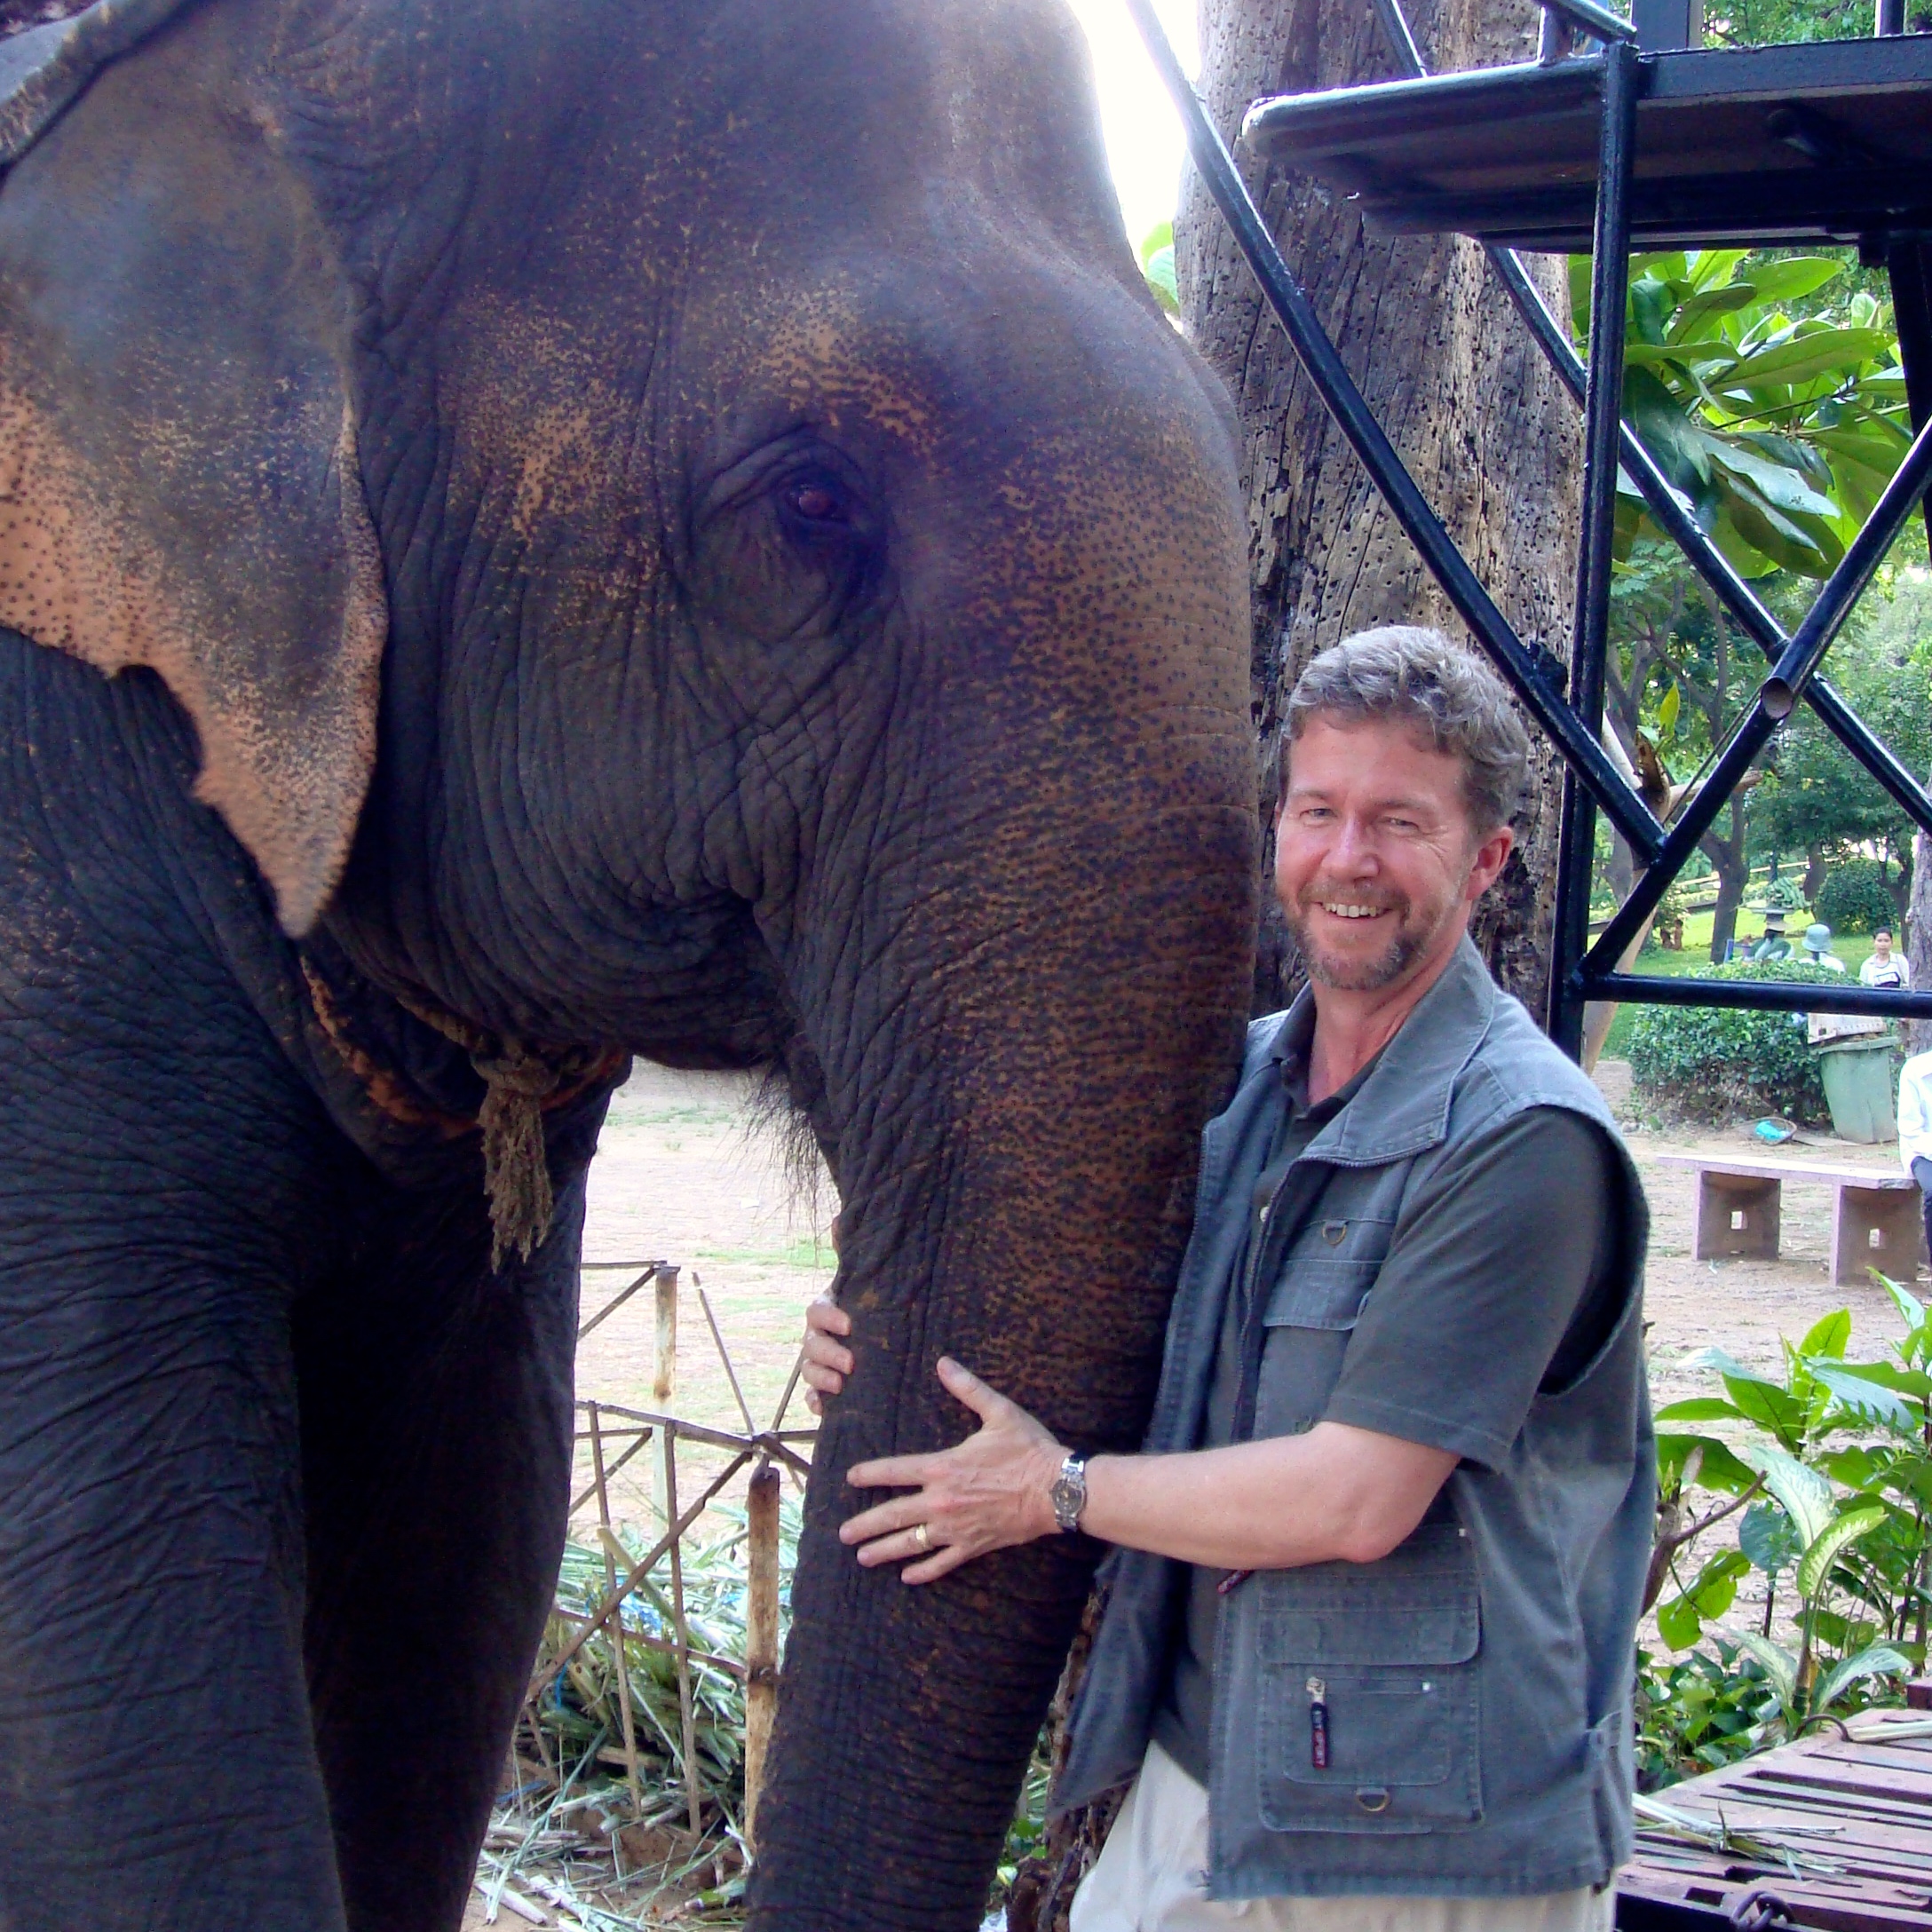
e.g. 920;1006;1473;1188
1275;714;1515;997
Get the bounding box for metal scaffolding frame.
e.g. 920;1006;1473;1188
1127;0;1932;1059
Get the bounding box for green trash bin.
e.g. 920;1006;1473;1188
1815;1033;1899;1144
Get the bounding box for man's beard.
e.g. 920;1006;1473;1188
1284;885;1458;993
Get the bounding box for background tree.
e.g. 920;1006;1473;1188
1180;0;1582;1022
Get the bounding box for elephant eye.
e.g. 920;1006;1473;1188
778;472;857;542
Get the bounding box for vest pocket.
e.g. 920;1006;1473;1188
1254;1524;1483;1834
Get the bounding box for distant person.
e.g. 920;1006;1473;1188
1862;928;1910;990
1802;923;1847;972
1899;1049;1932;1267
1746;909;1791;962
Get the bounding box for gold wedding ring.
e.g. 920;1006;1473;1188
912;1522;931;1551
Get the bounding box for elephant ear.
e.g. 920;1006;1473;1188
0;0;388;936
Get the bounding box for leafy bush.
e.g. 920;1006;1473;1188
1817;858;1898;936
1627;960;1846;1122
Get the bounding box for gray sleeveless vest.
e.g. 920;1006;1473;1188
1057;939;1653;1899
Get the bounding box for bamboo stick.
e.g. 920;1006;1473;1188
653;1266;679;1524
661;1423;704;1835
566;1425;653;1516
697;1281;756;1436
587;1402;644;1822
742;1458;781;1857
576;1261;665;1342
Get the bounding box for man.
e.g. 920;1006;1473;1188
804;628;1651;1930
1862;928;1910;989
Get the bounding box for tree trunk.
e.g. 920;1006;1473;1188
1705;808;1750;964
1179;0;1581;1023
1803;843;1828;902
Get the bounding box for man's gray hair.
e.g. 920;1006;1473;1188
1284;626;1531;834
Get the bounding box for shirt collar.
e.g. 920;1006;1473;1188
1265;935;1497;1164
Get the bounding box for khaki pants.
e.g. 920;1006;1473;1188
1068;1742;1615;1932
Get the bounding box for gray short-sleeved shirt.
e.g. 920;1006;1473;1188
1152;1041;1619;1784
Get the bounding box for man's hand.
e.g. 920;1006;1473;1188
839;1359;1066;1584
801;1296;852;1416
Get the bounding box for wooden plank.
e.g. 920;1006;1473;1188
1655;1153;1913;1190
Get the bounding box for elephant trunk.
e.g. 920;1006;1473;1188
750;710;1257;1927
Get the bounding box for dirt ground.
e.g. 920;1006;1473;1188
462;1055;1925;1927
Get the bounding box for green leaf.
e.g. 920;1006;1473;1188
1800;1310;1852;1359
1657;1432;1758;1494
1667;282;1759;343
1740;1499;1801;1575
1657;1590;1706;1651
1745;256;1843;305
1720;1627;1798;1708
1808;1361;1924;1430
1740;1445;1837;1548
1811;1642;1912;1715
1880;1272;1928;1335
1707;441;1838;519
1723;1371;1816;1446
1142;244;1178;318
1657;680;1682;736
1723;327;1889;391
1795;1503;1888;1602
1692;1548;1752;1617
1655;1397;1747;1423
1138;220;1174;267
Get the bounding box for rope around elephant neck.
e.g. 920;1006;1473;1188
393;994;567;1271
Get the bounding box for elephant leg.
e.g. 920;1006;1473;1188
297;1173;586;1932
0;1249;344;1931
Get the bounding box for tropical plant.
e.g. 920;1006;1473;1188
1575;249;1912;581
1645;1288;1931;1764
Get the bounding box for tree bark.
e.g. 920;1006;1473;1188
1180;0;1582;1022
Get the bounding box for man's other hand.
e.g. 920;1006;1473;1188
801;1296;853;1415
840;1359;1065;1583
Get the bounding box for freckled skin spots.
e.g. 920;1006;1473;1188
0;0;1255;1927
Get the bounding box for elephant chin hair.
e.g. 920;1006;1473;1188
747;1060;841;1234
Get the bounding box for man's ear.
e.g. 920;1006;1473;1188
0;0;387;936
1466;822;1516;902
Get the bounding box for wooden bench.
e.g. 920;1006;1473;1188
1654;1153;1927;1288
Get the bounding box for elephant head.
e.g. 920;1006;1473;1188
0;0;1257;1922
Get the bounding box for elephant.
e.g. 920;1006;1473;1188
0;0;1258;1925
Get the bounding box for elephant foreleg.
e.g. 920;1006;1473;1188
0;1245;344;1931
297;1176;585;1932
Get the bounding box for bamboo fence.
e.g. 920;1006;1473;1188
477;1262;817;1928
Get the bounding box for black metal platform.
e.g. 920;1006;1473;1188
1243;36;1932;251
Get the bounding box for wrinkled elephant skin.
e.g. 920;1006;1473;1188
0;0;1256;1927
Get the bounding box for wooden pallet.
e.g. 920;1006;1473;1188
1619;1712;1932;1929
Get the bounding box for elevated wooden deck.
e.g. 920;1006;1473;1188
1619;1707;1932;1928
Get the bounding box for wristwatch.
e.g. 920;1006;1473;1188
1049;1450;1089;1533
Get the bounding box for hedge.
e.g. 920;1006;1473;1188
1626;960;1855;1124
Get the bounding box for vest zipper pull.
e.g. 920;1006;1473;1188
1308;1676;1329;1769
